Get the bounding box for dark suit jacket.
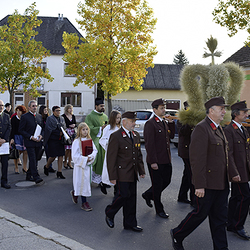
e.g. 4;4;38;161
107;127;145;182
177;121;194;159
19;112;43;148
0;113;11;142
224;121;250;183
189;116;228;190
144;115;175;165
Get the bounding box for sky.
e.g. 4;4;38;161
0;0;248;65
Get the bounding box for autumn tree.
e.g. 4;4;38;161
62;0;157;113
213;0;250;45
203;36;222;65
173;50;189;65
0;3;53;106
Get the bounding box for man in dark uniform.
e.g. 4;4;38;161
142;98;175;218
224;101;250;240
177;101;195;205
171;96;229;250
105;111;145;232
0;100;11;189
19;100;43;184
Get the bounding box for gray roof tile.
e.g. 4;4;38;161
0;15;83;55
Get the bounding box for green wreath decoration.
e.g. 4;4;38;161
178;62;245;126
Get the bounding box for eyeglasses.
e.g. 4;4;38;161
55;110;61;112
31;105;37;107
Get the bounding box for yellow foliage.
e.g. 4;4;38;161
62;0;157;97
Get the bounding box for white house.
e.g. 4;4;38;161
0;14;95;120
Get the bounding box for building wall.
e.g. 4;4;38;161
0;55;95;118
241;68;250;105
111;89;188;109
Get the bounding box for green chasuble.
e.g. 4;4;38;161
85;110;108;175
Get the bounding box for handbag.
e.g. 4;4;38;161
60;136;72;145
9;144;19;159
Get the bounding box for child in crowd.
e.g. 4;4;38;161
70;122;97;211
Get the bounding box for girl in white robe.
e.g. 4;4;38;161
71;122;97;211
99;110;121;194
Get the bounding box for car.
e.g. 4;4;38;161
134;109;179;145
134;109;154;140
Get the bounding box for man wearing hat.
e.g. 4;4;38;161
176;101;195;206
142;98;175;218
105;111;145;232
171;96;229;250
85;98;108;190
224;101;250;240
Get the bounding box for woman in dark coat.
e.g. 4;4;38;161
43;106;66;179
39;105;55;173
62;104;76;169
10;105;28;174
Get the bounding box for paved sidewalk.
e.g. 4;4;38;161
0;208;93;250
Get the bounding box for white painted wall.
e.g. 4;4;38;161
0;54;96;118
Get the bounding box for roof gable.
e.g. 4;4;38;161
0;15;83;55
224;46;250;67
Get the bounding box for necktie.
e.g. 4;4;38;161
129;131;134;144
241;126;246;138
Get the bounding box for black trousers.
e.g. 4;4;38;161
26;147;41;180
105;180;137;228
173;188;229;250
144;163;172;213
0;155;9;185
178;158;195;203
227;182;250;231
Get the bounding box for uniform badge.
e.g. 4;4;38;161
135;143;141;148
155;117;160;122
132;131;136;136
210;123;216;130
247;138;250;143
232;123;238;130
168;130;171;134
122;131;127;137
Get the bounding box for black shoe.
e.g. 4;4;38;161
105;215;114;228
35;177;43;184
124;226;143;232
1;183;11;189
170;229;184;250
103;183;111;188
56;171;66;179
99;182;107;195
44;166;49;176
234;228;250;240
157;212;169;218
26;176;35;182
142;193;153;208
48;167;56;173
178;199;191;204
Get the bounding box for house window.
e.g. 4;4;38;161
37;62;47;73
64;63;76;77
37;94;46;106
14;93;24;106
61;93;81;107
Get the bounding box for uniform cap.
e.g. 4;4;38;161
231;100;250;111
151;98;166;108
122;111;137;119
205;96;229;109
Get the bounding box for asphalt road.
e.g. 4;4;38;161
0;144;250;250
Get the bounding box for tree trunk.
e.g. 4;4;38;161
9;89;14;110
107;92;112;116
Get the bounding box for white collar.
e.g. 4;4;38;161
153;113;163;122
208;116;219;128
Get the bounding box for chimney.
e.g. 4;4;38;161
58;13;60;20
